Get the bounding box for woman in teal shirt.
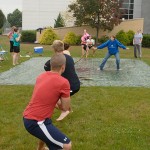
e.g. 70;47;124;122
12;28;21;66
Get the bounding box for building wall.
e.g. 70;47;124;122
133;0;142;18
22;0;72;30
36;19;144;42
23;0;148;34
141;0;150;34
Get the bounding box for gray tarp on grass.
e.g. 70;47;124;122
0;57;150;87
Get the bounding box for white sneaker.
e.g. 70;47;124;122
97;68;103;71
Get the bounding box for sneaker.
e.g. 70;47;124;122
117;68;122;71
97;68;103;71
0;57;4;61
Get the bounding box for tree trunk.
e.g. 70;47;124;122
95;12;100;45
96;27;99;46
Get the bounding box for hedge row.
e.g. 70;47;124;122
21;30;36;42
142;34;150;48
20;29;150;47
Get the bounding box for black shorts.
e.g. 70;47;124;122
14;46;20;53
82;44;87;51
70;88;80;96
88;45;93;49
10;41;14;52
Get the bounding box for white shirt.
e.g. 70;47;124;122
86;39;95;46
63;50;71;56
134;33;143;44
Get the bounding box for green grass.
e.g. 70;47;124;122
0;86;150;150
0;35;150;150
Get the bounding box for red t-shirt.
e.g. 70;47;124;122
23;71;70;121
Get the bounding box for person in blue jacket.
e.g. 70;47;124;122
96;35;128;70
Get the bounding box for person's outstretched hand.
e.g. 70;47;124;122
93;47;97;50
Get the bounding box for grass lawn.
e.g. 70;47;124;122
0;35;150;150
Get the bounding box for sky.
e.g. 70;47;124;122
0;0;22;17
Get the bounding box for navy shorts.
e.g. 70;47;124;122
70;88;80;96
23;118;70;149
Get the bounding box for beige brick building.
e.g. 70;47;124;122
36;18;144;42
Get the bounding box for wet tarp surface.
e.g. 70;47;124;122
0;57;150;87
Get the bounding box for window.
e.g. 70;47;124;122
120;0;134;20
130;0;134;3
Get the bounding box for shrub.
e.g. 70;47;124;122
40;28;59;45
0;28;2;35
116;30;130;46
126;30;135;46
142;34;150;48
21;30;36;43
98;35;109;44
63;32;78;45
76;35;82;45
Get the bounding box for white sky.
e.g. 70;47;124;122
0;0;22;17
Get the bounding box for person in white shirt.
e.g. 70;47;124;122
86;35;96;56
133;29;143;58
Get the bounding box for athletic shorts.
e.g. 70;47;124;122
10;41;14;52
82;44;87;51
23;118;70;149
70;88;80;96
14;46;20;53
88;45;93;49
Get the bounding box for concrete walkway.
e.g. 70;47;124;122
0;57;150;87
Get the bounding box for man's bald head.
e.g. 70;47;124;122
50;53;66;71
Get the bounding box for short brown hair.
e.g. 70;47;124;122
111;35;116;39
52;40;64;52
50;53;66;70
14;28;18;32
64;43;70;50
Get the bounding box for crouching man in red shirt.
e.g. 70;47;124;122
23;53;72;150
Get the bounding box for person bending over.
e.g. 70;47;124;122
23;53;72;150
44;40;80;121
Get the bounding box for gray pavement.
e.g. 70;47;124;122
0;57;150;87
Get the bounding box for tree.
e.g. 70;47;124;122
54;13;65;28
68;0;123;44
0;9;6;28
7;9;22;27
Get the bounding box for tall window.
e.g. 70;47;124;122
119;0;134;19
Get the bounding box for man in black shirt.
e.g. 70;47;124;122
44;41;80;121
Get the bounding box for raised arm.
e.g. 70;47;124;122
116;40;126;49
97;40;109;49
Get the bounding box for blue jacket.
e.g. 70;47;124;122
97;39;126;55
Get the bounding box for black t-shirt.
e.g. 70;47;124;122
44;54;80;91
